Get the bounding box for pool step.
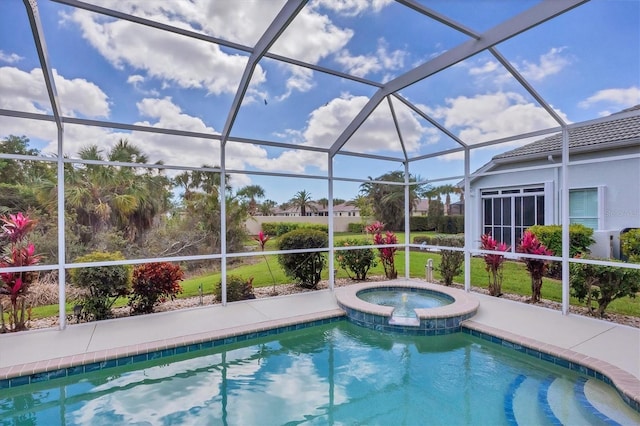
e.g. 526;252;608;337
578;377;640;425
545;375;593;425
510;376;549;425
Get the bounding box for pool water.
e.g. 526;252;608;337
358;289;452;318
0;322;637;425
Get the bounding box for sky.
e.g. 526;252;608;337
0;0;638;204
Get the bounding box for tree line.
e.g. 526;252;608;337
1;135;462;268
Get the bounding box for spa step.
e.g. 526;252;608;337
388;316;420;327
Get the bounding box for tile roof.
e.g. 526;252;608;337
494;105;640;161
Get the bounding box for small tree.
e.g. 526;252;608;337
480;233;509;296
436;235;464;286
336;238;377;281
0;212;41;332
129;262;184;314
216;275;255;302
255;231;277;295
620;229;640;263
278;229;328;289
517;231;553;303
570;258;640;317
366;222;397;279
70;251;132;321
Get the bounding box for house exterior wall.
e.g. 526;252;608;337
469;151;639;258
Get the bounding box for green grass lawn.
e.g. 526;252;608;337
20;231;640;320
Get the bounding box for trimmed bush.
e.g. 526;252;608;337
215;275;255;302
278;229;328;289
620;228;640;262
413;234;465;247
335;238;376;280
261;222;329;237
347;222;367;233
409;216;432;232
528;224;594;277
570;257;640;317
129;262;184;314
69;251;132;321
435;215;464;234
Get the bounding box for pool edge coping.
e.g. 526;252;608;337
462;320;640;412
0;286;637;413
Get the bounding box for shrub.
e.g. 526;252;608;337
413;234;465;247
69;251;132;321
261;222;329;237
527;224;594;277
517;231;553;303
570;258;640;317
129;262;184;314
335;239;376;280
0;212;41;332
367;222;398;279
620;228;640;262
409;216;432;232
435;215;464;234
278;229;328;289
480;233;509;296
215;275;255;302
347;222;366;233
435;236;464;286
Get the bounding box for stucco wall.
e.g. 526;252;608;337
469;153;640;258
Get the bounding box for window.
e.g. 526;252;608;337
570;188;599;229
482;186;545;250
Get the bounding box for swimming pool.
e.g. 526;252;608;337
0;321;637;425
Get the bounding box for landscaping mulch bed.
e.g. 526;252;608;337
24;276;639;330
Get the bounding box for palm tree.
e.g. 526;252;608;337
64;139;171;244
259;199;277;216
435;184;462;215
237;184;265;215
289;190;315;216
359;171;427;230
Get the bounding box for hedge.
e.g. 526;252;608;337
409;215;464;234
261;222;329;237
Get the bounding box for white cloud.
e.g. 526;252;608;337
65;9;263;96
578;86;640;112
430;92;565;146
300;93;426;153
53;69;110;118
334;50;380;77
75;0;285;47
519;47;570;81
469;60;500;76
334;38;406;78
0;66;109;118
127;75;144;85
270;7;353;64
276;66;315;101
313;0;393;16
0;51;23;64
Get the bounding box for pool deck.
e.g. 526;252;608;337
0;280;638;403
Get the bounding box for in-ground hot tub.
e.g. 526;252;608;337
335;280;479;335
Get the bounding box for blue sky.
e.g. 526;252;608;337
0;0;638;204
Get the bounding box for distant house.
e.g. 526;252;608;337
468;106;640;258
272;201;359;217
332;202;360;217
412;199;430;216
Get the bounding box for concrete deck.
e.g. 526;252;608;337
0;281;638;404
